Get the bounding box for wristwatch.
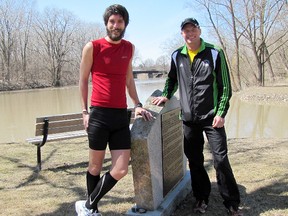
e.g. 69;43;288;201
134;102;143;108
82;109;89;115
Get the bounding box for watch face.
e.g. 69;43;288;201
135;103;143;108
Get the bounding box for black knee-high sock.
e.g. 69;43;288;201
86;172;118;210
86;171;100;196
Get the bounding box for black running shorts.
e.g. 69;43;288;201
87;106;131;150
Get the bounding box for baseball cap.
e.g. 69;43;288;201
181;18;199;30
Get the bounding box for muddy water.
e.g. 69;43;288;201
0;79;287;143
226;96;288;138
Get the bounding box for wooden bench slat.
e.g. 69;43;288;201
27;130;87;145
36;113;82;123
36;119;83;129
35;119;83;135
36;125;84;136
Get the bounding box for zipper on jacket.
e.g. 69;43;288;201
190;59;196;122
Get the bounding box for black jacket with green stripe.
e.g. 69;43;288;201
162;38;232;123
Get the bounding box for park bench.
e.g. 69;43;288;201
26;109;134;171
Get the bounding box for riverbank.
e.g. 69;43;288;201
235;86;288;106
0;86;287;216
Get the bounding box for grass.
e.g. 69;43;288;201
172;138;288;216
0;137;287;216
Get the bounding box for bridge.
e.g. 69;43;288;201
133;70;165;79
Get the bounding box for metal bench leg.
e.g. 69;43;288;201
37;145;42;171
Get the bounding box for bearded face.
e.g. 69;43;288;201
106;27;126;41
106;14;126;41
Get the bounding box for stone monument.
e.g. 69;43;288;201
126;90;191;216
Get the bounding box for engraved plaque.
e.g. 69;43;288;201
161;108;184;196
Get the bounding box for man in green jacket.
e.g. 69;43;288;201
152;18;243;216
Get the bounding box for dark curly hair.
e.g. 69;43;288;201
103;4;129;27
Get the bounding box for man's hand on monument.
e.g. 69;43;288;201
151;96;168;106
135;107;154;121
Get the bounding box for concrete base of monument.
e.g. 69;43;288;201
126;171;191;216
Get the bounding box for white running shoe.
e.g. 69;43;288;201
75;200;102;216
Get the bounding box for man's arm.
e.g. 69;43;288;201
215;49;232;118
79;42;93;129
126;45;140;106
152;56;178;106
212;49;232;128
126;45;154;121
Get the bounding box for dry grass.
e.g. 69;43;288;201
0;137;287;216
172;138;288;216
0;138;134;216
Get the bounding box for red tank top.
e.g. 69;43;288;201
90;38;132;108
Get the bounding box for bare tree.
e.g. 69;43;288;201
240;0;287;86
17;0;34;84
160;33;184;57
277;43;288;75
34;7;79;86
132;47;142;67
192;0;247;90
155;55;170;73
0;0;21;83
137;58;155;71
191;0;288;88
0;0;108;90
66;21;106;85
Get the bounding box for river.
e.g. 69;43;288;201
0;78;287;143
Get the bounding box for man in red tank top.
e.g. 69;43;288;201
76;4;154;216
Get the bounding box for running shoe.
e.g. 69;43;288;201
193;200;208;214
75;200;102;216
227;206;243;216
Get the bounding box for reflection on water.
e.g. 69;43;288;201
0;79;287;143
226;96;288;138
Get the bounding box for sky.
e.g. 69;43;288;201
35;0;208;61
